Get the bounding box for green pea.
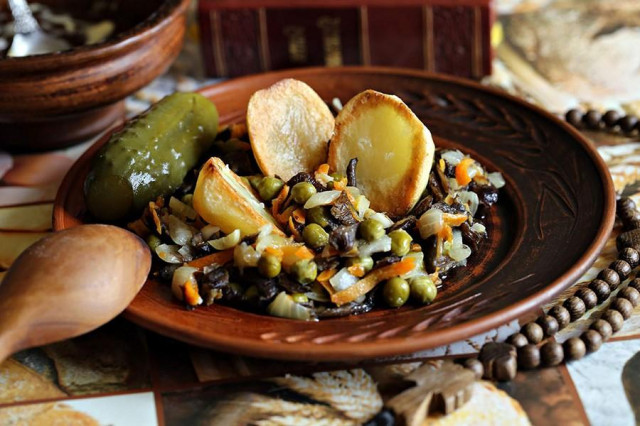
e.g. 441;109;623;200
389;229;412;256
359;218;385;242
330;172;345;181
383;277;410;308
307;206;331;228
290;259;318;284
257;176;284;201
247;175;263;190
291;182;317;204
228;282;244;295
146;234;162;251
258;253;281;278
303;223;329;248
345;256;374;273
244;285;259;300
291;293;309;303
410;276;437;304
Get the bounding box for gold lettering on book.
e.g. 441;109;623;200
283;26;307;63
317;16;342;66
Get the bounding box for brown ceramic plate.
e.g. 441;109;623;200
54;67;615;361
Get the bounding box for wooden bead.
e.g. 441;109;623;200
581;329;603;352
479;342;517;381
565;109;583;127
619;247;640;268
540;341;564;367
575;287;598;310
601;309;624;332
618;197;638;220
619;115;638;133
537;315;559;337
611;297;633;319
603;110;622;127
617;228;640;250
463;358;484;380
598;268;620;289
548;305;571;329
521;322;544;344
609;260;632;280
563;296;586;321
589;279;611;302
625;217;640;231
630;278;640;292
518;344;541;369
583;110;602;129
563;337;586;361
590;318;613;341
618;286;640;307
507;333;529;348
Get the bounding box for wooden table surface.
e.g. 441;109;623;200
1;2;639;424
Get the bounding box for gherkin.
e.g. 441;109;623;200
84;92;218;221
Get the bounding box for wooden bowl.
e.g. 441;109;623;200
0;0;190;152
55;67;615;361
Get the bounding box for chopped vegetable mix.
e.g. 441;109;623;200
119;85;503;321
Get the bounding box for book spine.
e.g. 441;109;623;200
198;3;492;79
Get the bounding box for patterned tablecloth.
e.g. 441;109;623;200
1;2;640;425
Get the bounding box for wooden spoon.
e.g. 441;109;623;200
0;224;151;363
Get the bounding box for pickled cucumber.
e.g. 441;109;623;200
84;93;218;222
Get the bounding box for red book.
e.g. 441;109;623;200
198;0;493;79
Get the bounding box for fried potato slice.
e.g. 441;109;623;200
193;157;284;237
328;90;435;217
247;78;334;181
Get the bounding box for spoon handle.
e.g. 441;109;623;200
8;0;39;34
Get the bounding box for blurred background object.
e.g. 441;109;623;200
196;0;493;79
489;0;640;113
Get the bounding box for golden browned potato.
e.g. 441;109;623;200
328;90;434;217
247;78;334;181
193;157;284;237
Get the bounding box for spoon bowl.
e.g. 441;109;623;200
7;0;70;57
0;224;151;363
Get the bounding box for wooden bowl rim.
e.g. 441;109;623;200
0;0;190;65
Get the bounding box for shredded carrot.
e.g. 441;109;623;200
292;208;306;224
271;185;290;218
317;268;338;284
186;249;234;270
149;202;162;234
264;246;284;261
288;216;302;240
443;213;468;227
333;180;346;191
411;243;422;252
272;204;293;225
439;158;446;172
281;245;315;268
347;265;366;278
316;163;331;175
331;258;415;306
155;196;165;208
455;158;475;186
438;224;453;242
183;277;202;306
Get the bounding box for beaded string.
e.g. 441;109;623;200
565;109;639;136
458;109;640;381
